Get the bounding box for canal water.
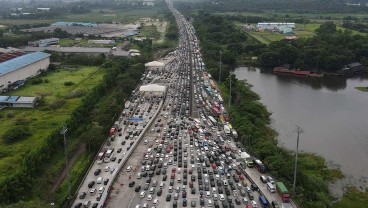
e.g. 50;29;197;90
234;67;368;191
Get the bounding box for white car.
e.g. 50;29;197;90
147;194;153;201
153;199;159;206
219;194;225;201
126;166;132;172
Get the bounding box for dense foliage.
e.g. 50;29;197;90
193;12;264;81
259;22;368;72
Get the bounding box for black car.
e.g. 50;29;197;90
74;203;82;208
117;148;122;153
111;157;116;162
118;158;122;164
103;178;109;185
92;203;98;208
183;199;187;207
163;175;167;181
251;183;259;191
182;191;187;198
88;181;95;188
191;188;196;194
94;169;101;176
96;193;102;201
121;141;126;145
166;194;172;201
200;198;205;206
128;181;135;187
135;185;141;192
157;189;163;196
235;198;241;205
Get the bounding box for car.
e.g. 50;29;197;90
135;185;141;192
166;194;172;201
79;192;86;199
163;175;167;181
153;199;159;206
157;189;163;196
117;148;122;153
74;203;82;208
191;200;196;207
251;200;257;208
94;169;101;176
104;178;110;185
143;183;150;190
127;166;132;172
235;198;241;205
271;201;280;208
147;194;153;201
129;181;135;187
200;198;205;206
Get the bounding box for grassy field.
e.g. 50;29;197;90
140;19;168;43
0;67;105;181
355;87;368;92
0;9;163;26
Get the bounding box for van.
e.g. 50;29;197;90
259;195;268;207
140;191;146;198
98;187;105;194
260;175;267;183
267;182;276;193
96;177;103;184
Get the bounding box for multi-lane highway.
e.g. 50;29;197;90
72;0;298;208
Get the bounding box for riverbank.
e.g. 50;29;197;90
356;86;368;92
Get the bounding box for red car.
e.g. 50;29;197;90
172;168;176;173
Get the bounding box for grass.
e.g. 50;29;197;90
0;9;163;26
0;67;105;181
355;87;368;92
247;31;285;44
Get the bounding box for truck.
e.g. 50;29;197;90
240;152;254;167
231;129;238;141
224;125;231;137
276;182;290;203
253;159;266;173
96;149;106;164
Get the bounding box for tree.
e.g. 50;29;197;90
81;122;103;152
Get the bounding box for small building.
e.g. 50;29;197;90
139;84;167;97
0;96;38;108
142;0;155;6
337;62;368;75
37;8;51;12
0;52;50;92
28;38;60;47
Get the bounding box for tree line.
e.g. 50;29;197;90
258;22;368;72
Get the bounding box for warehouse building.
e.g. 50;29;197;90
28;38;60;47
0;52;50;92
0;96;38;108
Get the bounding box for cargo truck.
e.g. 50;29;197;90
276;182;290;203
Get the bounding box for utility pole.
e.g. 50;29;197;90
229;71;232;109
293;125;304;194
60;126;71;199
219;51;222;83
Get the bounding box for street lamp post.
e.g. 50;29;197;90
219;51;222;83
293;125;304;194
60;126;71;199
229;71;232;109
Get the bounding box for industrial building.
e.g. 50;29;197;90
23;46;130;57
0;96;38;108
88;40;116;45
0;52;50;92
139;84;166;97
28;38;60;47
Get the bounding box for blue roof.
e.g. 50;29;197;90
8;96;19;102
0;52;50;76
0;96;9;102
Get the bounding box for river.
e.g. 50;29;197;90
234;67;368;192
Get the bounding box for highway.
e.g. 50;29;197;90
72;0;298;208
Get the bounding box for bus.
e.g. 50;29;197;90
208;116;217;126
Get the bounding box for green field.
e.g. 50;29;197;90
0;67;105;181
0;9;163;26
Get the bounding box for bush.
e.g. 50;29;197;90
64;81;74;86
31;78;43;85
64;89;87;99
6;112;14;118
49;99;66;110
2;127;31;144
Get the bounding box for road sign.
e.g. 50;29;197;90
128;117;144;121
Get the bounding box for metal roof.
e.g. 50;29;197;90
0;96;8;102
7;96;19;102
0;52;50;76
16;97;37;103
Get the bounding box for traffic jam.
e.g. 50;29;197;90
74;0;295;207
